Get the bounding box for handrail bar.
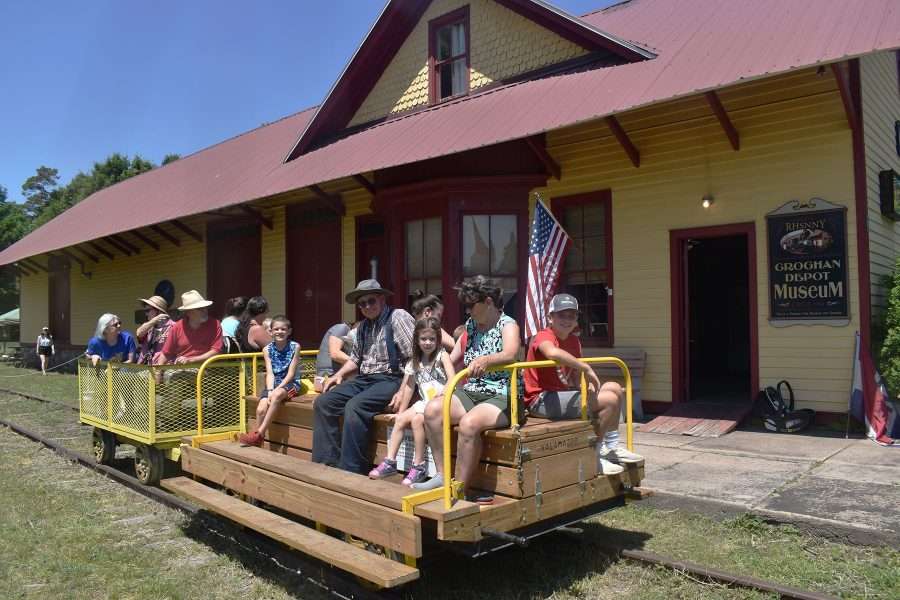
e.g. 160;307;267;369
440;356;633;509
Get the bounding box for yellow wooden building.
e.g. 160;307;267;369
2;0;899;420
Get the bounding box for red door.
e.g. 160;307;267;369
287;206;342;348
48;256;71;343
206;220;261;319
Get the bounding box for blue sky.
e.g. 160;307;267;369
0;0;614;203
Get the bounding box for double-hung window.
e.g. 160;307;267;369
553;192;613;346
429;7;469;103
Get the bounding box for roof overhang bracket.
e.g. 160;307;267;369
354;175;376;196
107;235;139;255
130;230;160;251
14;262;35;276
309;185;346;216
74;246;99;263
831;62;859;133
151;224;181;247
605;116;640;168
171;220;203;243
525;135;561;180
89;242;115;260
705;91;740;151
241;206;273;230
23;258;49;272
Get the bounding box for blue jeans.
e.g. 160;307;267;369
311;373;402;474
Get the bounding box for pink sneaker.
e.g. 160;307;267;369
368;459;398;479
402;463;428;486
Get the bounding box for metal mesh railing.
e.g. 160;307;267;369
78;357;252;444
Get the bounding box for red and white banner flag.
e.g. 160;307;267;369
849;332;900;446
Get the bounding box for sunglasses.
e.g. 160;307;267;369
463;298;485;310
110;321;121;328
357;297;379;309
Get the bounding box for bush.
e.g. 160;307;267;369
876;258;900;396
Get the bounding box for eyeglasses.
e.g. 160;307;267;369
110;322;121;328
357;297;379;309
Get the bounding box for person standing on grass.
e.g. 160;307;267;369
414;276;522;505
312;279;415;475
523;293;643;474
239;315;302;447
87;314;137;367
36;326;54;375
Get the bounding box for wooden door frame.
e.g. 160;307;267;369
670;222;758;404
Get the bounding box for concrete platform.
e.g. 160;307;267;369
625;425;900;545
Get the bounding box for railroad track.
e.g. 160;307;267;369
0;386;838;600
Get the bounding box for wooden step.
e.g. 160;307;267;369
181;446;422;556
161;476;419;588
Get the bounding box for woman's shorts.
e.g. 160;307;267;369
38;347;52;356
260;380;302;400
528;390;583;420
455;389;526;425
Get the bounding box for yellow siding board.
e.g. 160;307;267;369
69;235;206;344
861;51;900;310
261;207;286;315
342;189;372;323
349;0;588;126
540;82;857;411
19;270;48;343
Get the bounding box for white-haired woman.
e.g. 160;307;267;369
86;313;137;367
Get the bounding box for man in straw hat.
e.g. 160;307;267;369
135;295;172;365
313;279;415;474
154;290;223;365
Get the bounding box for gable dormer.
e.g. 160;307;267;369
285;0;653;161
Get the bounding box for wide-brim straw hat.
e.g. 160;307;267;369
138;295;169;314
345;279;394;304
178;290;213;311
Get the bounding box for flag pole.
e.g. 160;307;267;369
846;331;859;439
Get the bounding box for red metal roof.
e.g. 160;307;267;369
2;0;899;266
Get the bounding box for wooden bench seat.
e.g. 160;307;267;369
162;475;419;588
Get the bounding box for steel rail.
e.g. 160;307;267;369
0;412;398;600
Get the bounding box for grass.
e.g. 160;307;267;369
0;366;898;599
0;364;78;407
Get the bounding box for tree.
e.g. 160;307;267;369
0;185;29;312
878;259;900;396
162;153;181;165
21;166;59;219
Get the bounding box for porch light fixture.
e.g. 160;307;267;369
701;195;714;209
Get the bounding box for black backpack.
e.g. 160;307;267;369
756;380;815;433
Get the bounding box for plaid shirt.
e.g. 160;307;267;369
351;308;415;376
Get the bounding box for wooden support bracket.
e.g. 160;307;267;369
309;185;346;216
89;241;115;260
241;206;273;230
130;230;160;251
58;249;84;268
525;135;561;180
104;236;134;256
74;246;99;263
150;224;181;247
605;116;640;168
171;219;203;243
704;91;740;151
14;263;35;276
831;62;860;133
353;174;376;196
23;258;49;272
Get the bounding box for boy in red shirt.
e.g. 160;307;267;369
524;294;642;474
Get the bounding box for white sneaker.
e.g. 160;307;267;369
597;457;624;475
602;447;644;464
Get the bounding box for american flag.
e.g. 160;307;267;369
525;197;572;339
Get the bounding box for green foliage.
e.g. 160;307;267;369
20;165;59;219
161;153;181;165
877;257;900;396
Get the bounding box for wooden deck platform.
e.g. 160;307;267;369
167;393;644;587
